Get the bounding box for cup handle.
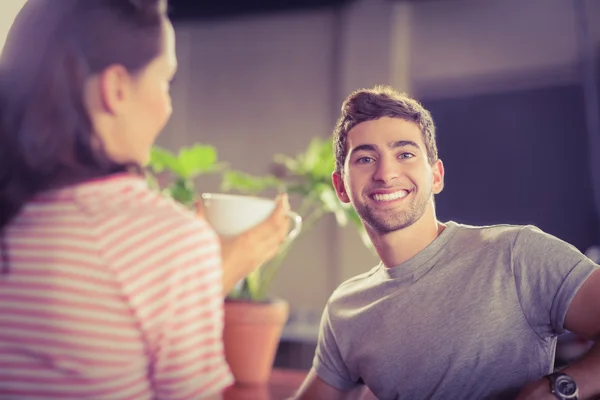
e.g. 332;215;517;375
285;211;302;242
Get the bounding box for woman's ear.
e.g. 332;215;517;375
97;64;133;114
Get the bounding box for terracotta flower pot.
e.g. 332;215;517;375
223;298;290;385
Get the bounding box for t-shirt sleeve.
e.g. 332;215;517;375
107;212;233;399
312;303;360;391
512;225;599;338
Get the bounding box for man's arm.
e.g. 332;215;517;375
293;368;366;400
516;269;600;400
559;269;600;398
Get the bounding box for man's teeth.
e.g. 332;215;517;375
372;191;408;201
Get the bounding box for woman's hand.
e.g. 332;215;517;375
196;193;292;295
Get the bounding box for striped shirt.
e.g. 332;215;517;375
0;173;233;399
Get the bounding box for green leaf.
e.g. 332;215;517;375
274;154;299;174
311;142;335;180
245;269;262;300
177;144;219;179
299;137;334;178
148;147;184;176
164;179;196;208
299;138;322;172
221;170;283;194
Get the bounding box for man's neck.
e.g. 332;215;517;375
368;207;444;268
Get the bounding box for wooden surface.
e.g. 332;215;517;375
223;368;377;400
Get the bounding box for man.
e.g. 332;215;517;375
294;85;600;399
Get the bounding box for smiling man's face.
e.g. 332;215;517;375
333;116;444;234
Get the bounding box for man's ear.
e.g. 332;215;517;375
332;171;350;203
431;159;445;195
97;64;133;114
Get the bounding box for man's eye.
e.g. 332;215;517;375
356;157;374;164
399;153;414;159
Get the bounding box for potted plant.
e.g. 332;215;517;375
221;136;370;301
146;138;371;385
217;137;371;384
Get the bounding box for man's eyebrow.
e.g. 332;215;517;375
350;140;421;154
388;140;420;150
351;144;377;153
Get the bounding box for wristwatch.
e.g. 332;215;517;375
547;372;579;400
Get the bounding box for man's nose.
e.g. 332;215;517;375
372;156;400;183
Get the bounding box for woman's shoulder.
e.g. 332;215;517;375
70;174;220;262
70;173;215;237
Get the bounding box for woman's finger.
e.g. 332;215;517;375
195;198;207;219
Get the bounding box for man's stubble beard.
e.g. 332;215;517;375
354;188;432;234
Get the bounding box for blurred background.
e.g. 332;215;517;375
3;0;600;372
158;0;600;365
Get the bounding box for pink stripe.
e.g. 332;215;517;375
169;324;216;347
77;185;148;205
0;334;142;356
7;242;99;257
172;285;220;311
0;369;144;385
188;368;233;398
9;268;114;288
75;376;149;399
157;356;225;384
126;253;218;301
171;308;219;331
137;304;170;334
2;281;117;300
16;210;88;220
157;368;231;399
107;223;213;270
8;255;108;273
171;298;220;322
82;186;146;204
120;243;218;291
0;389;77;398
122;189;155;203
0;375;151;399
168;337;221;359
0;319;138;343
134;288;170;323
0;308;134;330
9;230;94;242
0;354;140;369
0;293;129;316
12;219;93;229
160;350;225;376
101;215;187;251
123;384;153;400
93;192;162;235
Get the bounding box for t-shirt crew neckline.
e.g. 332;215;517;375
377;220;460;282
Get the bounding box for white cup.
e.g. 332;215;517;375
200;193;302;240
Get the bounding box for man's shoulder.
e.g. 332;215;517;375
451;221;532;248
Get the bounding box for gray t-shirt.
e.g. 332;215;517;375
313;221;598;400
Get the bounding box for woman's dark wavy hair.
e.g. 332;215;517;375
0;0;168;272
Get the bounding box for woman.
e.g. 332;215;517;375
0;0;290;398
